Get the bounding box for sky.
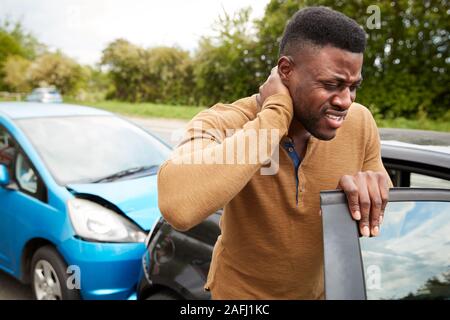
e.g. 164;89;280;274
0;0;270;65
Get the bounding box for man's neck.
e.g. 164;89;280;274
287;119;311;158
288;119;310;144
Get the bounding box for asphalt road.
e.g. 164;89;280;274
0;272;33;300
127;116;188;146
1;117;448;300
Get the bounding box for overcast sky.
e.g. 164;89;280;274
0;0;270;65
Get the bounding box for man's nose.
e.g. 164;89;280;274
330;87;354;110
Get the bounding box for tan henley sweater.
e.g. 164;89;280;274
157;93;389;299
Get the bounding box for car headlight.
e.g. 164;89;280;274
67;198;146;243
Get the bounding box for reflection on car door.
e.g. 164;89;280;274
321;188;450;300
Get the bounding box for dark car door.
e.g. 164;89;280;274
321;188;450;300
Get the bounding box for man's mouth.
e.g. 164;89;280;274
324;111;347;129
325;114;345;121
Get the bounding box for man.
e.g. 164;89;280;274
157;7;391;299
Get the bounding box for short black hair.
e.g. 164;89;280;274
279;6;366;56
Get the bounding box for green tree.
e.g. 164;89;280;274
27;52;86;95
101;39;194;104
1;19;43;60
101;39;144;101
193;8;261;106
0;19;44;90
3;55;32;92
79;65;113;101
140;46;194;104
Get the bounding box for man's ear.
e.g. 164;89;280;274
277;56;295;83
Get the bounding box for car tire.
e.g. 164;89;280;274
31;245;81;300
146;289;180;300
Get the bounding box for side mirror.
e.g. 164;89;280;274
0;164;10;186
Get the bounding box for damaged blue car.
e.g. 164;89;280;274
0;102;170;300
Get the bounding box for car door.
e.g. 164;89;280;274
0;126;17;269
321;188;450;300
0;125;48;274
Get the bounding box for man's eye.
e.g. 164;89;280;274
324;83;338;90
350;84;362;91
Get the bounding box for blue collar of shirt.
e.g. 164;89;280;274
282;136;301;205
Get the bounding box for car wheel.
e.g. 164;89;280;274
146;289;180;300
31;245;81;300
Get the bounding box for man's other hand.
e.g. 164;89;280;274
338;171;390;237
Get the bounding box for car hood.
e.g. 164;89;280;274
66;175;161;230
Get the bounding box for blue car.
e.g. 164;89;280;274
0;102;170;300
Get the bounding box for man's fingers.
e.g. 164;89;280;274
367;172;382;237
339;171;390;238
355;173;371;237
338;175;361;221
377;173;390;225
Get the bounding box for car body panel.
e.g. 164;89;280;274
60;237;145;300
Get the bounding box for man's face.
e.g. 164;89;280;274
283;45;364;140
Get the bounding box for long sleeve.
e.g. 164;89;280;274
362;107;394;187
157;94;293;231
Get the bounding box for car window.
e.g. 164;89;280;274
0;126;46;201
386;168;450;189
410;173;450;189
360;201;450;300
16;115;171;185
15;152;38;194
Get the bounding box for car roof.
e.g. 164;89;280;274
381;140;450;169
0;102;112;119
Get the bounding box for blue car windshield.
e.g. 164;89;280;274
17;115;171;185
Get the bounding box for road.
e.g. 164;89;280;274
1;117;448;299
0;272;33;300
127;116;188;146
